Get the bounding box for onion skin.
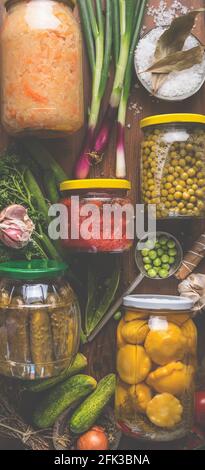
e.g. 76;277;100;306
76;426;109;451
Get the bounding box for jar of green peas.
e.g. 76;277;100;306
140;114;205;219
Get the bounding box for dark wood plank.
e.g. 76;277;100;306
0;0;205;449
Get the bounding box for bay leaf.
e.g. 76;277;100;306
152;8;205;93
146;45;204;74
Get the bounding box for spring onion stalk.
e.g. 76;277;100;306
112;0;120;66
75;0;112;179
116;0;148;178
77;0;95;73
90;0;135;162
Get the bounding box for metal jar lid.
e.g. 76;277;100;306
123;295;194;311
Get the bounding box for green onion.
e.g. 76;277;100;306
75;0;112;179
112;0;120;66
90;0;136;162
78;0;95;73
116;0;148;178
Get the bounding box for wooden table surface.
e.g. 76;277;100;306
1;0;205;451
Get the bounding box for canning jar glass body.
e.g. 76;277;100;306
1;0;84;137
0;276;81;380
141;122;205;218
115;296;196;442
61;188;134;253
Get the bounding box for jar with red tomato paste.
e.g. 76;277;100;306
60;179;133;253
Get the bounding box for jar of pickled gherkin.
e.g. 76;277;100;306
0;260;81;380
140;114;205;219
115;295;196;442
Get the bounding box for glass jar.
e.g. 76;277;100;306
140;114;205;219
0;260;81;380
60;179;134;253
1;0;84;137
115;295;196;442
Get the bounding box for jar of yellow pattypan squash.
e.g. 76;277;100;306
115;295;196;442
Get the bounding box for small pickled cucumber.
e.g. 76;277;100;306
30;309;54;378
6;297;31;375
0;291;10;307
50;307;72;361
0;313;9;376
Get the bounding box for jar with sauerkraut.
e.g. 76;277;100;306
1;0;84;136
115;295;196;442
0;260;81;380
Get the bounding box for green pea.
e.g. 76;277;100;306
168;249;177;257
167;240;176;249
143;256;152;265
157;248;164;257
161;254;170;264
159;269;169;279
169;256;175;265
162;264;170;271
144;264;152;272
149;250;157;261
148;268;157;278
141;249;149;257
155;242;161;249
159;236;169;246
114;312;122;321
145;240;155;250
153;258;162;267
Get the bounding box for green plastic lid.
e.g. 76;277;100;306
0;260;68;280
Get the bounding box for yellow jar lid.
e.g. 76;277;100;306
140;113;205;129
60;178;131;191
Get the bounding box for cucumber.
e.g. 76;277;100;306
33;374;97;429
25;354;87;393
69;374;116;434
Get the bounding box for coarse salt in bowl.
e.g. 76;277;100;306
134;26;205;102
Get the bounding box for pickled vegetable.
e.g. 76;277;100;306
147;362;195;396
121;320;149;345
117;319;126;349
6;297;31;373
0;263;81;380
116;303;196;440
50;304;72;361
144;322;187;366
130;384;152;413
146;393;183;429
181;319;197;355
30;309;54;378
0;314;9;375
141;126;205;218
1;0;84;136
117;344;151;385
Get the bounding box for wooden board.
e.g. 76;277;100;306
1;0;205;450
